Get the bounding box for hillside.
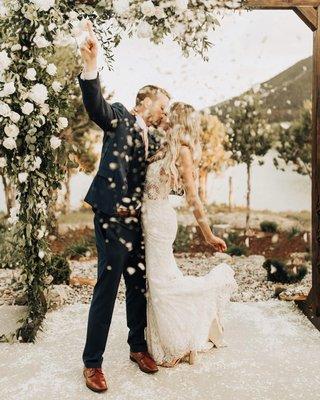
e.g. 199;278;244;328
210;56;312;123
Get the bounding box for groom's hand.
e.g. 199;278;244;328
80;20;98;71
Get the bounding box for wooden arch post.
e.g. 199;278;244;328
246;0;320;329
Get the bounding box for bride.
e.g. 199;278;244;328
141;102;238;368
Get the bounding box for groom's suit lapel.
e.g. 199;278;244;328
129;113;147;162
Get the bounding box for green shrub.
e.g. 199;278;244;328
263;259;307;283
0;222;21;269
288;226;301;239
64;241;90;258
226;244;247;256
47;254;71;285
260;220;278;233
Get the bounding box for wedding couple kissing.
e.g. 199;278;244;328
78;21;238;393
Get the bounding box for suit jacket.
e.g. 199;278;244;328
78;73;161;215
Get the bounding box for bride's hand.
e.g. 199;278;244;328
205;235;227;253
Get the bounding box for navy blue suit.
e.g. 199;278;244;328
78;73;160;368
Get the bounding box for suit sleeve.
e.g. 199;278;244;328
78;72;116;132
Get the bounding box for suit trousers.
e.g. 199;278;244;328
82;209;148;368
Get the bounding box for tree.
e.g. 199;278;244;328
273;100;311;179
199;113;232;203
0;173;15;217
223;89;272;231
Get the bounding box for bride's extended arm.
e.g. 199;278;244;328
178;145;227;252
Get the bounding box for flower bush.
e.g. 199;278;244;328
0;0;245;342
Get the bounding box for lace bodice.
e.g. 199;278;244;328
144;157;171;201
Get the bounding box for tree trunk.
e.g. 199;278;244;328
199;168;208;204
62;169;72;215
228;175;233;211
246;162;251;232
1;174;15;217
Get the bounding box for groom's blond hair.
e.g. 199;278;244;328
136;85;171;106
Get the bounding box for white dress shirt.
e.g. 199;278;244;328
81;66;149;159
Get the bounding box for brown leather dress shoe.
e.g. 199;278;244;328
130;351;159;374
83;367;108;393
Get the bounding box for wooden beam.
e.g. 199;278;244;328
245;0;320;8
310;6;320;316
294;6;318;30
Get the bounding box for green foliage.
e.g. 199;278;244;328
260;220;278;233
64;238;95;259
224;230;248;256
47;254;71;285
274;100;311;178
263;259;307;284
0;221;21;269
226;244;247;256
288;226;301;239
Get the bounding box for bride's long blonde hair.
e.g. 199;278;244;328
161;102;202;192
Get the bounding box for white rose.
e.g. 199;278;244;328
33;35;51;48
31;0;55;12
46;63;57;76
25;68;37;81
0;102;11;117
171;22;185;37
4;124;19;138
154;6;166;19
10;111;20;123
141;1;155;17
113;0;130;14
48;23;56;31
40;103;50;115
37;226;47;240
57;117;68;130
137;21;152;39
50;135;61;150
34;156;42;169
18;172;28;183
0;81;16;97
52;81;62;93
0;50;11;72
38;250;45;259
0;157;7;168
68;11;79;20
0;6;8;18
8;206;19;224
28;83;48;105
11;44;22;51
175;0;188;13
21;102;34;115
3;137;16;150
37;56;48;68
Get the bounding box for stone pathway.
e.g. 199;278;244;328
0;300;320;400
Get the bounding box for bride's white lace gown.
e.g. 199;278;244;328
141;155;239;366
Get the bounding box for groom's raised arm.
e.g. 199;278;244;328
78;20;117;132
78;72;116;132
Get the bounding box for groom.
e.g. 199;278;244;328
78;22;170;393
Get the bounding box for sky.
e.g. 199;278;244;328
96;9;313;110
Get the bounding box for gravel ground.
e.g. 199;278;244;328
0;252;311;308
